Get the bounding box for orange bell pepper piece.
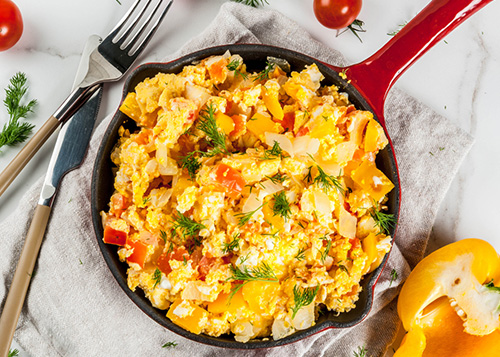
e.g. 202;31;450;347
395;239;500;356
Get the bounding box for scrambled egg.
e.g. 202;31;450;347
101;52;395;342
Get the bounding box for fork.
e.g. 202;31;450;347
0;0;173;198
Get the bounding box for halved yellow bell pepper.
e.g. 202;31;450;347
395;239;500;357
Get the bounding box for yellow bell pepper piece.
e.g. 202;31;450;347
120;92;142;122
242;281;280;314
364;119;388;153
246;112;281;140
207;289;249;318
351;160;394;201
167;299;208;335
395;239;500;356
215;111;235;135
262;89;284;120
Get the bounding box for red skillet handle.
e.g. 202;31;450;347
345;0;493;125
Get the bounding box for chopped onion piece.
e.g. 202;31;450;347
314;190;332;216
259;179;284;198
339;205;357;239
158;157;178;175
293;135;320;157
265;132;293;156
242;192;262;213
272;318;295;340
292;303;315;330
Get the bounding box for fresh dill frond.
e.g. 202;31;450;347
272;191;291;221
180;151;202;180
231;0;269;7
222;233;241;254
8;349;20;357
369;202;396;235
295;246;307;261
389;268;398;287
172;210;206;240
254;60;275;81
228;261;278;300
226;58;248;79
152;268;162;288
261;140;283;160
266;172;287;184
160;230;167;244
387;21;409;36
197;104;227;156
319;235;332;264
353;345;367;357
234;202;266;226
1;72;37;150
484;279;500;292
162;341;178;348
291;284;319;318
312;165;344;194
338;263;349;275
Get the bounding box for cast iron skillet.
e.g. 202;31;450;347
91;0;492;349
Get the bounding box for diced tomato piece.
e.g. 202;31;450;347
280;112;295;132
296;126;310;137
134;129;152;145
126;238;149;268
157;246;190;275
229;114;245;137
214;163;246;195
111;193;129;218
103;226;127;246
198;255;217;280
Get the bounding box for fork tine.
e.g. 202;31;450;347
115;0;154;47
126;0;173;56
107;0;142;38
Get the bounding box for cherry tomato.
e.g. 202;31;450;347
0;0;23;51
313;0;362;30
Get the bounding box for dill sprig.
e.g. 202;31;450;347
231;0;269;8
484;279;500;292
254;60;275;82
197;104;227;156
389;268;398;287
272;191;291;221
266;172;287;184
307;164;344;194
162;341;178;348
228;261;278;298
1;72;37;150
226;58;248;80
353;345;367;357
369;202;396;235
222;233;241;254
388;21;409;36
172;210;206;240
234;202;266;226
261;140;283;161
319;235;333;264
8;349;20;357
295;246;307;261
152;268;162;288
180;151;201;180
291;284;319;318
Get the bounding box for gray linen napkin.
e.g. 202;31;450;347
0;3;473;356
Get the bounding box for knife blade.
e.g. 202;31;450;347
0;35;104;354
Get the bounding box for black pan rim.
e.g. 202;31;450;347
91;43;400;349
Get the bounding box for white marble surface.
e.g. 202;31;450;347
1;0;499;355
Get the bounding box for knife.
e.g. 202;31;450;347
0;35;103;355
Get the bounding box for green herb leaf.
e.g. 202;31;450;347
313;165;344;194
319;235;333;264
484;279;500;292
295;246;307;261
291;284;319;318
266;172;287;184
254;60;275;81
172;210;206;240
369;202;396;235
222;233;241;254
353;345;367;357
162;341;178;348
180;151;202;180
228;261;278;300
1;72;37;150
152;268;162;288
389;268;398;287
272;191;291;221
226;58;248;79
8;349;20;357
234;202;266;227
197;104;227;156
260;140;283;161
